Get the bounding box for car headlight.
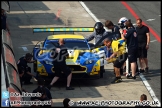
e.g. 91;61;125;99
84;59;94;65
44;61;53;65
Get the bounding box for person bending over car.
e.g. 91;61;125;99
86;22;109;78
104;38;128;83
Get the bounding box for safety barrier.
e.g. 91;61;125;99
1;29;23;107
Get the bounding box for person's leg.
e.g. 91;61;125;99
144;58;148;73
23;68;32;84
47;66;60;90
143;48;149;73
63;66;74;90
100;66;104;78
138;47;145;72
67;73;72;87
115;67;121;77
139;58;145;72
131;62;137;77
111;67;122;83
128;49;137;79
50;77;59;85
111;57;124;83
23;67;32;83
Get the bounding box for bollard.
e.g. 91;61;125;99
125;45;130;75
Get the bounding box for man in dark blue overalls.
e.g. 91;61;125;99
17;53;36;86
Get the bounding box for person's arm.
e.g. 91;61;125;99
120;29;131;40
106;51;118;61
146;27;150;49
120;29;125;40
25;66;35;77
86;32;95;42
27;60;36;63
26;71;35;77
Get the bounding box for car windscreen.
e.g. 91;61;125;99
44;39;89;50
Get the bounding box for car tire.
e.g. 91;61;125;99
100;71;103;78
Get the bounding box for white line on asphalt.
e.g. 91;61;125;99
150;40;157;43
139;74;161;107
79;1;111;32
21;47;28;51
146;19;155;21
79;1;161;107
159;15;161;16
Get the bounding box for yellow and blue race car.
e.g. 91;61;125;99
32;27;126;80
33;27;106;79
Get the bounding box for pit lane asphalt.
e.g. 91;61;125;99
84;1;161;102
7;1;159;106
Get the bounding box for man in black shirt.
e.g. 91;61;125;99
17;53;36;86
48;38;74;90
136;18;150;73
120;21;138;79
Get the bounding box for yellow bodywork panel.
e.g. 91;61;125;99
48;34;85;40
37;61;48;76
90;60;100;75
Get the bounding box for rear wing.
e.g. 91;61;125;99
33;27;94;34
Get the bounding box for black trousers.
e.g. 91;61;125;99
19;67;32;85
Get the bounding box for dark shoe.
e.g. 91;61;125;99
140;69;145;73
111;77;122;83
135;71;140;76
126;73;132;79
66;86;74;90
47;85;52;90
145;67;149;73
126;74;136;79
132;76;136;79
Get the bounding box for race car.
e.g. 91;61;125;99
32;27;107;79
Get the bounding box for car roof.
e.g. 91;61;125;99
47;34;85;40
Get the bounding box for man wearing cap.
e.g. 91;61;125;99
17;53;36;85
